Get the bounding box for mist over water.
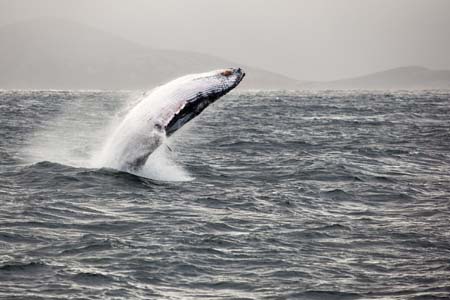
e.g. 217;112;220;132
1;90;450;299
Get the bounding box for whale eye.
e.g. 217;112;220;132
221;69;233;77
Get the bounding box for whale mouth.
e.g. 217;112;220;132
165;68;245;136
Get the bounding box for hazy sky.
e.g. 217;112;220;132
0;0;449;81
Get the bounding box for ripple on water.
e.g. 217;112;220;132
0;90;449;299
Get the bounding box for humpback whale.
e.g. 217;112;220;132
99;68;245;172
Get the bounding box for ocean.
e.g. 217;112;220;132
0;90;449;299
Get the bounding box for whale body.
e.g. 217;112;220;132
99;68;245;172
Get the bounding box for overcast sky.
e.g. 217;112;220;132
0;0;449;81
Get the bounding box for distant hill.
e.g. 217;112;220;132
300;66;450;90
1;19;448;91
0;18;300;90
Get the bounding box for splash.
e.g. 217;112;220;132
137;143;193;182
23;91;192;182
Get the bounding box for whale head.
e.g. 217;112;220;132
163;68;245;136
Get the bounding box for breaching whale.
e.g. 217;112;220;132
99;68;245;172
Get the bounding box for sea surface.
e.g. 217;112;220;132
0;90;449;300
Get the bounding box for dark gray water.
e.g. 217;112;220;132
1;90;450;300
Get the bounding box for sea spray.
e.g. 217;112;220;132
137;141;193;182
23;91;192;181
